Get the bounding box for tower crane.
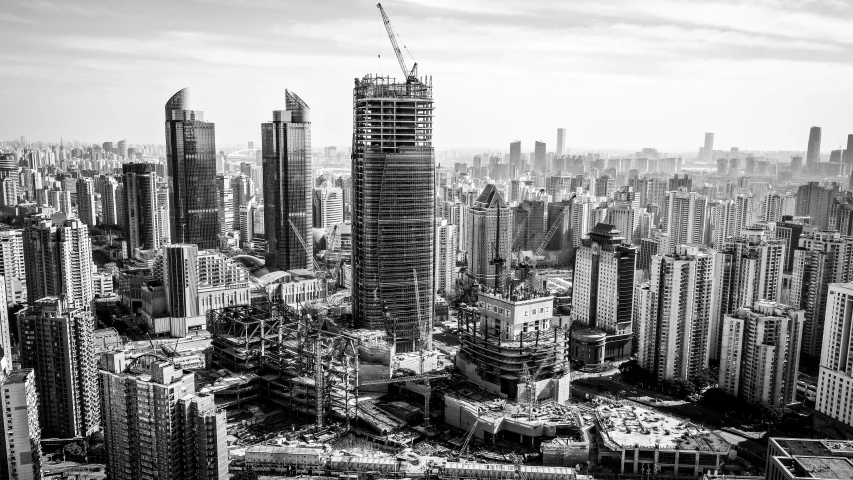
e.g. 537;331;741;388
517;193;577;292
377;3;419;83
289;219;330;300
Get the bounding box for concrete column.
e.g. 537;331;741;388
633;448;639;474
674;451;679;474
694;452;701;477
620;449;626;474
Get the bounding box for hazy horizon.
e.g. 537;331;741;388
3;0;853;152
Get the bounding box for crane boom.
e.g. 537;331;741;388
534;193;576;257
377;3;418;81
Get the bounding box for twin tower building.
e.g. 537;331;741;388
164;74;435;351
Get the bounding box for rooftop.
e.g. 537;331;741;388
596;405;730;453
791;456;853;479
3;369;33;384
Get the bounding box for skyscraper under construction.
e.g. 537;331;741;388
351;74;435;352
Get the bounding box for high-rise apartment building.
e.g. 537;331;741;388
76;177;97;226
99;175;124;227
761;191;795;223
556;128;566;156
313;186;344;231
636;245;714;382
435;219;457;295
795;181;839;230
708;199;735;250
0;230;26;303
165;88;219;249
351;75;434;351
100;353;228;480
594;175;615;198
709;228;786;360
466;184;511;291
47;189;71;215
662;189;708;252
17;297;98;438
573;223;637;360
122;163;161;258
262;91;313;272
815;282;853;429
806;126;822;168
718;301;804;406
790;230;853;357
23;213;94;310
0;369;42;480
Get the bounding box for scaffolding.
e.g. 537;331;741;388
207;303;359;429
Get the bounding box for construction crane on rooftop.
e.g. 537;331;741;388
377;3;419;83
516;193;577;292
289;219;330;300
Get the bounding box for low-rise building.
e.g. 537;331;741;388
766;438;853;480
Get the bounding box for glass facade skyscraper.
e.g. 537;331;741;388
351;75;435;352
165;88;219;249
262;90;313;272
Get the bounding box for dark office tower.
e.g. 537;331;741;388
703;133;714;162
165;88;219;249
351;75;434;352
510;141;521;171
844;134;853;166
122;163;160;258
102;142;114;154
806;126;822;168
262;90;312;272
534;141;547;172
512;200;545;251
556;128;566;156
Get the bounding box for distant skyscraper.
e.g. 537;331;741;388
17;296;98;438
556;128;566;156
806;126;822;168
0;369;42;480
262;90;313;272
117;139;127;158
790;230;853;357
100;353;228;480
703;133;714;162
165;88;219;249
466;184;511;290
23;213;94;310
534;141;547;172
662;189;708;252
636;245;715;382
215;174;234;235
815;282;853;429
844;134;853;166
232;174;253;229
718;301;804;406
351;76;434;351
122;163;161;257
510;141;521;171
76;177;97;226
313;186;344;231
573;223;637;361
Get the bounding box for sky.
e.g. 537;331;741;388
2;0;853;153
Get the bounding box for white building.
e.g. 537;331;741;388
718;300;804;405
636;245;715;382
0;229;26;303
662;189;708;252
815;282;853;428
313;186;344;231
0;369;42;480
435;218;457;295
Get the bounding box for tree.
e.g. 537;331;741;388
231;471;260;480
63;442;84;461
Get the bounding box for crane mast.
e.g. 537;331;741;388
377;3;418;82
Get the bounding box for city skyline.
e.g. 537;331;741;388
3;0;853;151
